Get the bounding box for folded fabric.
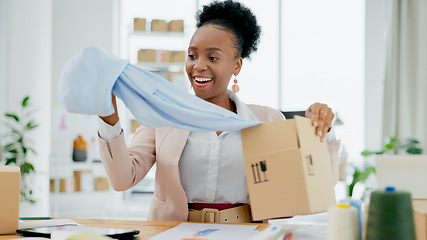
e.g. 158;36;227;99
58;47;262;132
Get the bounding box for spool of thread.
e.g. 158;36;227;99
327;203;359;240
365;186;416;240
339;199;363;240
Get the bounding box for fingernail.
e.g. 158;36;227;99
314;121;318;127
317;130;322;136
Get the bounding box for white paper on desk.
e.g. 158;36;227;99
19;219;82;229
269;213;328;240
149;223;259;240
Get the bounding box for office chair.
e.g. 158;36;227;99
281;111;306;119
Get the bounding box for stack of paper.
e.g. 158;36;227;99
150;223;259;240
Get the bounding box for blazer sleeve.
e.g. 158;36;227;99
98;126;156;191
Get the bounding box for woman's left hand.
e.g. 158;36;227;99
305;102;334;141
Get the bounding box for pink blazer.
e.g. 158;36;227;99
98;105;341;221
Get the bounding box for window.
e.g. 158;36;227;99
121;0;365;161
281;0;365;160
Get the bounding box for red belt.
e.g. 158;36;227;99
188;203;242;211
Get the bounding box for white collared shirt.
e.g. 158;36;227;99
179;91;259;204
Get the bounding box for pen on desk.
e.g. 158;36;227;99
19;217;53;220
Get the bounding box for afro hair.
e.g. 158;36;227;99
196;0;261;59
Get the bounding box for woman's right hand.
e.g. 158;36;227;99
99;93;119;126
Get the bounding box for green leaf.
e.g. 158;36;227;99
357;166;375;182
28;147;37;155
361;151;373;157
20;162;35;174
382;137;397;150
5;113;19;122
5;158;17;165
401;138;420;147
22;96;30;107
3;142;16;150
349;166;376;197
361;150;385;157
8;148;18;154
26;121;38;130
374;151;385;155
400;138;421;152
384;143;394;150
407;147;423;155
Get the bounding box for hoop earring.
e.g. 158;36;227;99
232;76;240;93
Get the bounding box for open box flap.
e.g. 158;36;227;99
241;120;299;158
294;116;335;211
0;166;20;172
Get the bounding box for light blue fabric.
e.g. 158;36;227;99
58;47;262;132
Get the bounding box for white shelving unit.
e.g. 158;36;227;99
135;62;185;72
49;157;155;220
49;158;111;218
128;30;188;72
45;0;198;221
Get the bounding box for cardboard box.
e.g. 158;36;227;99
50;179;55;192
157;50;173;62
414;199;427;240
59;178;74;193
151;19;168;32
241;116;336;220
171;51;186;63
74;170;94;192
138;49;156;62
168;20;184;32
94;177;109;191
60;178;66;192
0;166;20;234
134;18;146;31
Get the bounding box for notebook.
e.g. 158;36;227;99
17;225;140;239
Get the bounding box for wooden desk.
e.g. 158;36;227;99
0;219;269;240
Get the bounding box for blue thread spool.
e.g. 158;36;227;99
365;186;416;240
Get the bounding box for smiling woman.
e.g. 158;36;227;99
97;0;341;222
186;26;242;108
186;0;259;109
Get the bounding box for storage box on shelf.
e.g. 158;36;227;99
49;159;114;218
130;17;187;75
134;18;146;31
137;49;156;62
151;19;168;32
50;161;110;193
168;20;184;32
137;49;186;64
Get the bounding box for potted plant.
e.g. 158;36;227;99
348;136;423;198
1;96;38;203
